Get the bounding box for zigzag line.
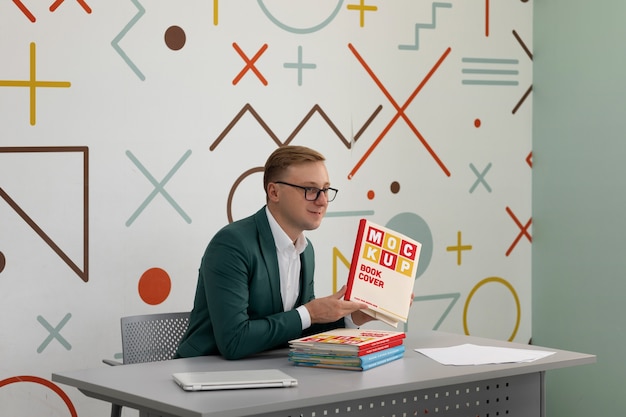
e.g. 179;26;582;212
111;0;146;80
209;103;382;151
399;2;452;51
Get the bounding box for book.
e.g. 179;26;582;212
289;344;405;371
345;219;422;327
291;336;405;357
290;344;405;366
288;328;405;355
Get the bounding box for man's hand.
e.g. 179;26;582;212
350;310;374;326
305;285;368;324
351;291;414;326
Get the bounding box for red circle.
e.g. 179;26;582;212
138;268;172;305
474;119;481;128
367;190;375;200
0;376;77;417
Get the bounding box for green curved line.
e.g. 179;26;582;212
257;0;343;34
111;0;146;81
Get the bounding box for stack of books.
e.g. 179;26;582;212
288;328;406;371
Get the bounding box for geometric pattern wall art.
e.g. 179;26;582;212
0;1;532;415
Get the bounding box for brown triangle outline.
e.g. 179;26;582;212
0;146;89;282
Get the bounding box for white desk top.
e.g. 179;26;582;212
52;330;595;417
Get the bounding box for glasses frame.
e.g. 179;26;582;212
274;181;338;202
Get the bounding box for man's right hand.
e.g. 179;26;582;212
305;285;368;324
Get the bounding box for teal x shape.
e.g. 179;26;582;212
126;150;192;226
469;162;492;193
37;313;72;353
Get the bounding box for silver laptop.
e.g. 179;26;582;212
172;369;298;391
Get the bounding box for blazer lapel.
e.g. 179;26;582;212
254;208;283;311
298;241;315;304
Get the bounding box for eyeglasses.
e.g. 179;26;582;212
274;181;338;202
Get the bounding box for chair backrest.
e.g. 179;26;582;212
120;312;190;365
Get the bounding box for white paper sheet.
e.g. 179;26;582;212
415;343;556;366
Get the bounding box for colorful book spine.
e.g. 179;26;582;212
360;350;405;371
355;344;406;366
291;347;405;371
291;337;405;357
289;345;405;370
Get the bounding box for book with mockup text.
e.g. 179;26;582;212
345;219;422;327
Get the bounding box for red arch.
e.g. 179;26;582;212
0;375;78;417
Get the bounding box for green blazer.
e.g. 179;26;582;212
176;207;344;360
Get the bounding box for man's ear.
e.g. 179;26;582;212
267;183;280;202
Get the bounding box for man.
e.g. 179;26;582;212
176;145;372;360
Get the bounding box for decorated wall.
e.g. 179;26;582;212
0;1;533;415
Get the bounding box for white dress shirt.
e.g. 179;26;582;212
266;207;312;329
265;207;357;330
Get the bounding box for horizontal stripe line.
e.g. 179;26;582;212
325;210;375;218
462;80;519;86
462;58;519;64
462;69;519;75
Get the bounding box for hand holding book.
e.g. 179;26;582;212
305;285;369;324
345;219;422;327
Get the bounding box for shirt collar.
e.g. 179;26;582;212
265;206;307;254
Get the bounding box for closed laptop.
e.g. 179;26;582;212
172;369;298;391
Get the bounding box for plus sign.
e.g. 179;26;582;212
347;0;378;27
283;46;316;86
446;231;472;265
0;43;71;125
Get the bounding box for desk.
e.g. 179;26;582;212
52;331;595;417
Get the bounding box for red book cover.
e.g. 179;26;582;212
355;337;405;356
344;219;422;327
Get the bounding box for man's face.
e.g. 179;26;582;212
269;161;331;241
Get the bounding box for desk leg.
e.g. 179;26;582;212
539;371;546;417
110;404;122;417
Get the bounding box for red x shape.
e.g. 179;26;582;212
12;0;36;21
347;43;451;179
232;43;268;86
12;0;91;22
505;206;532;256
50;0;92;13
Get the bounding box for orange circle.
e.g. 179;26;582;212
474;118;481;128
367;190;375;200
138;268;171;305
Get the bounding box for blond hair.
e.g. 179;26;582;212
263;146;325;194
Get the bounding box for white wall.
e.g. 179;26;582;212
0;1;532;415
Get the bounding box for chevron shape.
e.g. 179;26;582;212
111;0;146;80
210;103;382;151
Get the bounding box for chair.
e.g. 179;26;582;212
103;312;190;417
